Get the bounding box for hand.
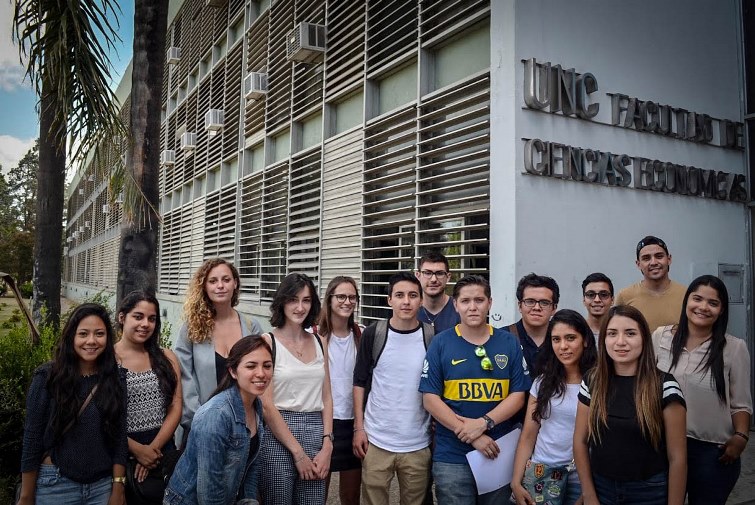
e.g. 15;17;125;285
454;415;487;444
107;482;126;505
353;429;369;460
312;440;332;479
134;462;150;483
718;434;747;464
511;482;534;505
470;434;499;459
581;493;600;505
293;451;318;480
132;442;162;469
574;496;584;505
16;496;34;505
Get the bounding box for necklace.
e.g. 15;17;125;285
421;306;440;329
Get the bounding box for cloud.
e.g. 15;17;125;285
0;1;32;93
0;135;36;175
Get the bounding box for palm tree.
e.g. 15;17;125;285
116;0;169;305
14;0;126;330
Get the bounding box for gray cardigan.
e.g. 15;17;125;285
174;310;263;428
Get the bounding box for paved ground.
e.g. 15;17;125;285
326;431;755;504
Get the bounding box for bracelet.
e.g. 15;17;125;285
734;431;750;442
353;428;365;432
294;454;307;463
112;476;127;485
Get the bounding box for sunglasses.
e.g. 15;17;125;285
475;345;494;371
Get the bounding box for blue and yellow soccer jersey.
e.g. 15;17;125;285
419;325;531;464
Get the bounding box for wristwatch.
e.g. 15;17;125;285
112;476;127;485
482;414;495;431
322;432;334;442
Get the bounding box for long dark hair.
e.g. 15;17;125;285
533;309;597;422
47;303;123;447
269;273;321;329
117;291;177;409
670;275;729;403
214;335;273;395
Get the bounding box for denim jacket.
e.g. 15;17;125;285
164;385;264;505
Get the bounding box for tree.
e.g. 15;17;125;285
14;0;126;329
116;0;169;304
7;141;38;233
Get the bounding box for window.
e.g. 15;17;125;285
301;113;322;150
431;21;490;91
333;91;363;135
378;62;417;115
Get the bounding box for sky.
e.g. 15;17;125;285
0;0;135;176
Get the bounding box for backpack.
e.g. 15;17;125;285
370;319;435;369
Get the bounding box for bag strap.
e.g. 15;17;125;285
372;320;389;368
507;323;520;339
46;383;99;460
422;322;435;349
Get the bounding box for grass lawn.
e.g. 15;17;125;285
0;293;27;338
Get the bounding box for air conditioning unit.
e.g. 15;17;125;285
87;174;95;182
205;109;224;136
180;132;197;151
286;23;326;63
161;149;176;166
102;204;110;215
115;193;124;204
78;188;85;196
244;72;268;100
84;221;91;228
206;0;226;7
167;46;181;65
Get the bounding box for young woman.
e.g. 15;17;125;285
18;303;128;505
317;276;363;505
259;273;333;505
511;309;597;505
114;291;182;504
165;335;271;504
174;258;263;438
654;275;752;505
573;305;687;505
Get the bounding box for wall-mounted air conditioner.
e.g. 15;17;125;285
286;23;326;63
167;47;181;65
78;188;85;196
102;204;110;215
161;149;176;166
244;72;268;100
115;193;124;204
180;132;197;151
84;221;91;228
87;174;95;182
205;109;224;136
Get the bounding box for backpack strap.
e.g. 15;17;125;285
268;332;277;364
372;319;389;368
507;323;520;339
422;322;435;349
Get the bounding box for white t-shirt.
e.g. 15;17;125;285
531;377;580;466
329;331;356;420
364;325;430;453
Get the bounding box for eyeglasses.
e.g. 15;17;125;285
584;290;612;301
475;345;494;371
521;298;553;309
332;294;358;303
419;270;449;279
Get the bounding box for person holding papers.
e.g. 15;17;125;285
420;275;530;504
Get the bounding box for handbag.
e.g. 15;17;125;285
521;459;571;505
125;447;182;505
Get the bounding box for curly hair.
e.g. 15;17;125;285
117;291;177;409
183;258;241;343
48;303;124;448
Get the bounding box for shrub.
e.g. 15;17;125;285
18;282;33;299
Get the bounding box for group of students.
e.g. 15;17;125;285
16;251;752;505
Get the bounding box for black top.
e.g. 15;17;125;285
578;371;685;481
513;319;543;377
215;352;227;385
20;363;128;483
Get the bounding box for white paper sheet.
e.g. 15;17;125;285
465;428;521;495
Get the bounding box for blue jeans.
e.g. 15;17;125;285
593;471;667;505
687;437;741;505
563;470;582;505
433;461;511;505
35;464;112;505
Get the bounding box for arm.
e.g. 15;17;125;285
454;392;525;443
663;402;687;505
573;402;598;505
259;333;318;480
312;334;333;479
721;338;753;463
422;393;500;460
18;367;51;505
15;471;38;505
720;411;750;463
511;395;540;505
151;349;183;450
107;464;127;505
173;324;200;429
352;386;369;459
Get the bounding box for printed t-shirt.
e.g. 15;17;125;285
419;325;531;464
578;371;685;481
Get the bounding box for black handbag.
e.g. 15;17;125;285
125;448;182;505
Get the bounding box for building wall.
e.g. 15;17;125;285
490;0;750;339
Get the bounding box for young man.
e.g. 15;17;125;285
420;275;529;504
506;273;559;377
615;235;686;332
353;272;433;505
582;272;615;340
416;251;460;332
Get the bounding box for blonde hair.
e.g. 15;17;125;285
183;258;240;343
588;305;663;450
